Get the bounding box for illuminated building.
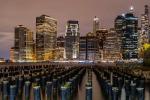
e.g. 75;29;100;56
10;47;15;62
114;7;139;59
141;5;149;43
115;15;125;59
79;32;99;61
0;58;5;63
55;36;65;60
79;36;87;60
14;25;34;62
36;15;57;61
55;47;65;60
57;36;65;48
139;5;150;58
86;32;99;60
65;20;80;60
122;8;138;59
103;28;122;61
93;16;100;36
96;28;108;60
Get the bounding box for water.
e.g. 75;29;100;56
74;71;150;100
145;83;150;100
0;68;149;100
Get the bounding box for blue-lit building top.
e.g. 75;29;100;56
122;13;138;59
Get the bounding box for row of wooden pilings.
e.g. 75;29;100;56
0;63;87;100
93;67;145;100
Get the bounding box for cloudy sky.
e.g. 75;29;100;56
0;0;149;59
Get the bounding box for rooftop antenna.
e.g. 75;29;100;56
129;5;134;13
145;5;149;15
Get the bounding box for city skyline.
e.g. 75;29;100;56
0;0;150;59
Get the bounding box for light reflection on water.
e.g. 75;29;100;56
145;84;150;100
75;71;105;100
0;71;149;100
74;72;150;100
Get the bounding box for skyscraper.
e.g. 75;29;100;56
114;15;125;59
140;5;150;44
122;10;138;59
79;36;87;60
14;25;34;62
103;28;122;61
114;7;139;60
10;47;15;62
96;28;107;49
65;20;80;60
36;15;57;61
93;16;100;36
79;33;99;61
55;36;65;60
139;5;150;58
96;28;108;60
86;32;99;61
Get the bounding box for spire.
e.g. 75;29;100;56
145;5;149;15
129;6;134;13
93;16;99;21
93;16;99;35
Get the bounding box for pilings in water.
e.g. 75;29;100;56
0;63;147;100
60;68;86;100
93;66;145;100
0;63;87;100
85;68;92;100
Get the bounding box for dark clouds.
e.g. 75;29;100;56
0;0;149;58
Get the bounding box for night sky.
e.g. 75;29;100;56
0;0;149;59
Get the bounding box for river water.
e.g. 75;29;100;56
0;69;149;100
75;71;150;100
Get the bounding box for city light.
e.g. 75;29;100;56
0;1;150;100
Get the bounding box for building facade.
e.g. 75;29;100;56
103;28;122;61
122;12;138;59
55;36;65;60
36;15;57;61
139;5;150;58
96;28;108;60
14;25;34;62
93;16;100;36
10;47;15;62
115;15;125;59
79;32;99;61
65;20;80;60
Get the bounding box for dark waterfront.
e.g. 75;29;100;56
75;70;150;100
0;63;149;100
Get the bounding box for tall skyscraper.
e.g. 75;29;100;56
140;5;150;44
36;15;57;61
96;29;107;49
55;36;65;60
14;25;34;62
103;28;122;61
79;32;99;61
96;28;108;60
139;5;150;58
122;10;138;59
86;32;99;61
114;7;139;60
79;36;87;60
93;16;100;35
65;20;80;60
114;15;125;59
115;15;125;36
10;47;15;62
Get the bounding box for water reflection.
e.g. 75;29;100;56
0;69;149;100
145;83;150;100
